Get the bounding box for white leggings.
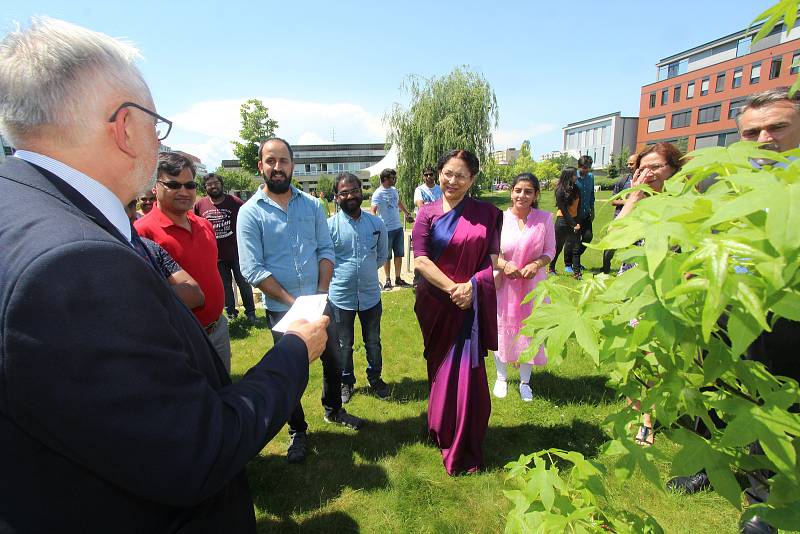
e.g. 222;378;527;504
494;353;532;384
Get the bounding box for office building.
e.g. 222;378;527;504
637;19;800;151
562;112;639;168
491;148;519;165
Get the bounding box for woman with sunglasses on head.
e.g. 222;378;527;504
493;173;555;402
412;149;502;476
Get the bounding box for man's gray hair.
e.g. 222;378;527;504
0;17;150;145
737;87;800;126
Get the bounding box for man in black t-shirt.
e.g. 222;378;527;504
195;173;257;323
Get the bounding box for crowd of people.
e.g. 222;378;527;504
1;17;798;534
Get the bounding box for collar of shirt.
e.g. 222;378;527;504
148;204;200;230
255;183;301;211
14;150;131;242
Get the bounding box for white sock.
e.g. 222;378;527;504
494;353;508;381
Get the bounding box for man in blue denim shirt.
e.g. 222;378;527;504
572;155;595;275
327;173;390;404
238;138;365;464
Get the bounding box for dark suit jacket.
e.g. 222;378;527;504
0;157;309;533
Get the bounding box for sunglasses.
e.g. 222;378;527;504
423;172;434;177
157;180;198;190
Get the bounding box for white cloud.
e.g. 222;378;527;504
167;97;387;168
493;123;557;151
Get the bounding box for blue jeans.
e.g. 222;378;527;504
332;301;383;386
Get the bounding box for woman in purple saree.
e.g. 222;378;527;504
412;149;502;475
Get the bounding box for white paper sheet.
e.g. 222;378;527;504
271;294;329;333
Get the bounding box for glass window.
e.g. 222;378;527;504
687;82;695;99
700;78;710;96
698;104;721;124
737;36;752;57
728;99;746;119
725;131;741;146
732;68;743;88
770;57;782;79
658;65;668;81
661;89;669;105
671;111;692;128
678;59;689;75
751;63;761;84
791;52;800;75
695;134;720;149
667;62;679;78
673;86;681;103
715;73;726;92
647;117;666;133
649;92;656;108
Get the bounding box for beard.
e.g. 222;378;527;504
340;197;362;216
263;169;292;194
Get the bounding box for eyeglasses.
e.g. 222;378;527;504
108;102;173;141
337;187;362;198
157;180;198;190
441;170;470;182
640;163;669;172
139;196;155;203
423;172;434;177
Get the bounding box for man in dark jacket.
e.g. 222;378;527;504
0;17;328;533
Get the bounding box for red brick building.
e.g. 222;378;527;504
637;21;800;152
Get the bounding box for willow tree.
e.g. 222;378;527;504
384;66;499;205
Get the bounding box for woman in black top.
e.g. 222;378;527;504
548;167;582;278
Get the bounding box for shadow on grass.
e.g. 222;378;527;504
485;420;609;470
257;510;360;533
248;414;429;520
228;314;270;340
530;371;615;405
376;376;428;404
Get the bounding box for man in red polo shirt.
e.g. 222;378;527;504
135;152;230;371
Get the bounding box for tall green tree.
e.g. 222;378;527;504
232;99;279;175
213;166;260;194
385;66;499;205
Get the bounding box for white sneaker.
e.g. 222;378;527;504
520;383;533;402
493;379;508;398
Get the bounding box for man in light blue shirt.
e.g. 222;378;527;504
328;173;390;403
371;168;414;290
238;138;365;464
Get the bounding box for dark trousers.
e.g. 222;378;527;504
267;305;343;435
602;249;616;274
331;301;383;386
576;216;594;260
218;259;255;315
550;216;579;271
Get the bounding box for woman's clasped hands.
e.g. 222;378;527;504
449;281;473;310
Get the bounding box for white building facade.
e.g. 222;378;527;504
562;112;639;168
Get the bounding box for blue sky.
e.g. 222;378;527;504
4;1;760;167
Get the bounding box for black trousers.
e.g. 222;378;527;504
267;305;343;435
218;259;256;315
576;216;594;260
550;217;579;271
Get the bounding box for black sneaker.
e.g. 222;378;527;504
395;278;411;288
287;431;306;464
341;383;354;404
666;471;710;494
382;280;393;291
245;311;258;324
370;378;391;400
324;408;365;430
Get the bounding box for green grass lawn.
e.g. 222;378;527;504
227;190;741;533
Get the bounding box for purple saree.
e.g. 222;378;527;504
412;197;502;475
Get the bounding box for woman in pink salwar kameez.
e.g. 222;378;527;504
494;173;555;402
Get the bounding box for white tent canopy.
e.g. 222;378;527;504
360;144;398;178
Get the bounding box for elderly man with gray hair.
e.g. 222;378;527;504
0;18;329;532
